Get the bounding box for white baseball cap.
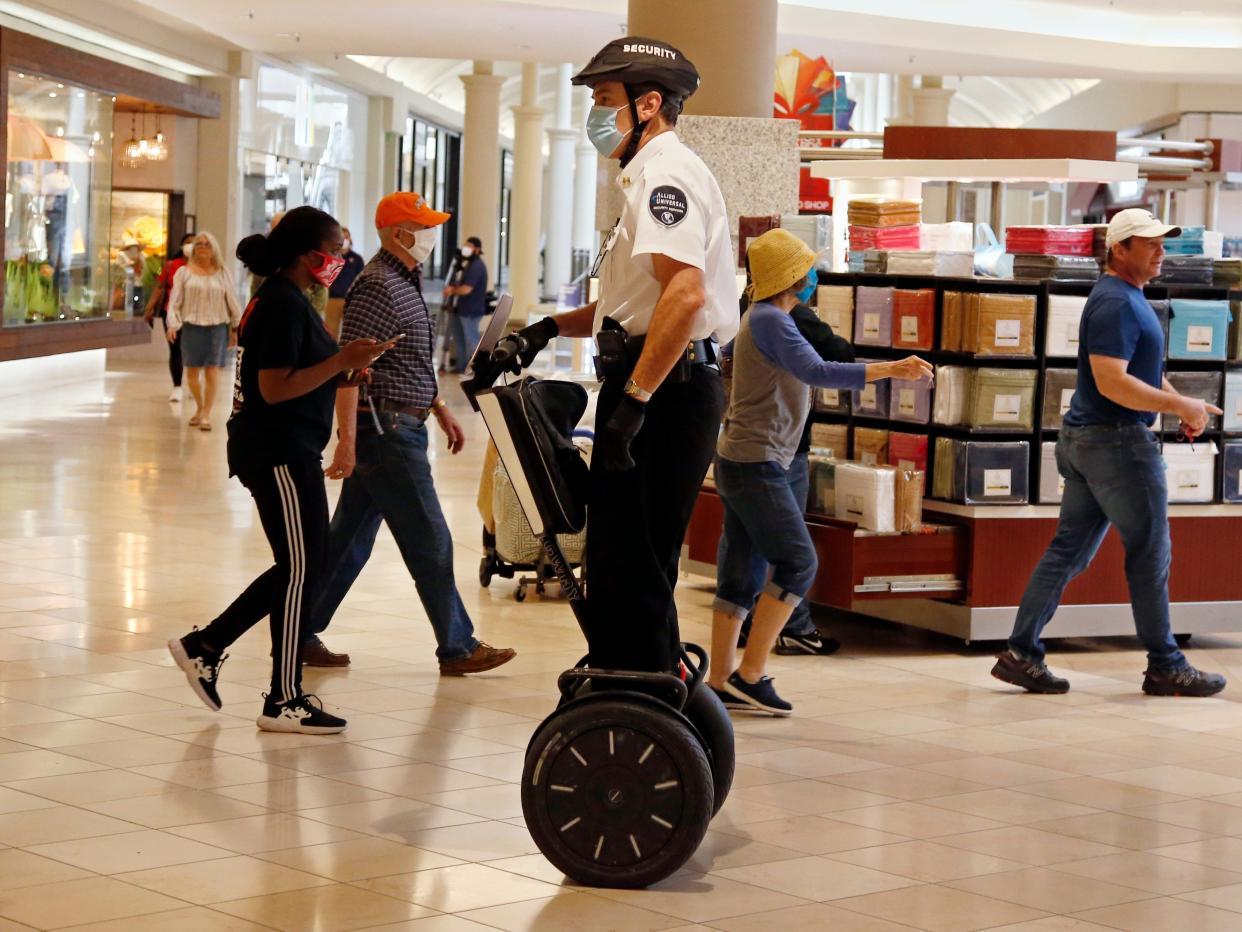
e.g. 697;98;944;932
1105;208;1181;249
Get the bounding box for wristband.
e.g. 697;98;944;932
623;378;653;404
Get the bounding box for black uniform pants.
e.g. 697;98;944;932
585;364;726;673
200;458;328;701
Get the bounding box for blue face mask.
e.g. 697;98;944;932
586;104;629;159
796;267;818;304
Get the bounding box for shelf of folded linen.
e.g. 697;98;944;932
1168;298;1231;360
933;437;1031;504
847;198;922;228
1041;368;1078;431
919;222;973;253
1011;254;1100;283
1155;256;1215;285
809;422;849;459
849;224;922;253
781;213;832;265
1164;371;1223;434
1045;293;1087;357
853;288;895;347
933;365;1037;431
1004;225;1096;257
1214;258;1242;288
833;460;923;532
941;291;1037;357
885;251;974;278
815;284;854;336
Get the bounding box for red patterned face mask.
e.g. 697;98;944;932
309;251;345;288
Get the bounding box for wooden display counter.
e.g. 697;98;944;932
684;487;1242;643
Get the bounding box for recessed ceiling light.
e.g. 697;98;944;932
48;91;56;97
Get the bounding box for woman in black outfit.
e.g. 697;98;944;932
168;207;395;735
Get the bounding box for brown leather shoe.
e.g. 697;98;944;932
302;637;350;667
439;642;516;676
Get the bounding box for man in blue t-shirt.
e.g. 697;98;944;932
993;209;1226;698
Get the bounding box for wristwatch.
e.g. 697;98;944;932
623;378;653;404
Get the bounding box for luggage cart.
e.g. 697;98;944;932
480;439;589;602
461;296;734;889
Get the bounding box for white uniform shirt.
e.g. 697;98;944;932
593;132;738;344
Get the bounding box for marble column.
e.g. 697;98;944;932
573;90;599;255
627;0;777;118
458;61;504;287
509;63;546;322
544;63;576;300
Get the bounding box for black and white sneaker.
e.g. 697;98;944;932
723;671;793;716
1142;665;1226;697
168;631;227;711
774;632;841;656
256;694;347;735
709;684;748;711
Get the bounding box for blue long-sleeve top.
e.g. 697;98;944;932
745;302;867;389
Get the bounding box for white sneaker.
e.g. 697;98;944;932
168;387;181;403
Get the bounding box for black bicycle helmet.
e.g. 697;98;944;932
572;37;700;167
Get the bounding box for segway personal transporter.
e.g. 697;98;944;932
461;297;735;889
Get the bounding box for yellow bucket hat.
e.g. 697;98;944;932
747;228;817;302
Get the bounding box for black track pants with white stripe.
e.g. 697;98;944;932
201;458;328;702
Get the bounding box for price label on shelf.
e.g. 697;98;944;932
993;393;1021;422
1178;469;1202;492
900;315;919;343
860;384;877;409
983;469;1013;497
1186;326;1213;352
994;319;1021;347
898;389;916;416
1065;322;1079;350
863;313;881;339
821;389;840;407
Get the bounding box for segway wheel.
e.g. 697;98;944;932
514;585;527;602
682;684;735;817
522;697;714;888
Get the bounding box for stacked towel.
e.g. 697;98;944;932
1012;254;1100;282
1004;226;1095;257
853;427;890;466
891;288;935;350
853;287;894;347
816;285;854;336
1164;371;1223;433
834;462;897;532
968;368;1038;430
1041;369;1078;431
885;251;974;277
848;198;922;227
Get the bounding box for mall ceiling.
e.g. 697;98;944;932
116;0;1242;83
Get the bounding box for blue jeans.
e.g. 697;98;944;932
309;413;478;661
714;456;818;619
1009;424;1186;672
450;313;482;373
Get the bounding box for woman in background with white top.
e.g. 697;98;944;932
167;232;241;430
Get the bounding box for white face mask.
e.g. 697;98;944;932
460;245;474;258
400;227;438;264
342;239;352;253
181;243;193;258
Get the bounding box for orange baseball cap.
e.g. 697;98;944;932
374;192;451;229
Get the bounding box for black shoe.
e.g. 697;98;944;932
774;632;841;656
991;652;1070;694
1142;665;1226;697
256;694;347;734
168;630;227;711
723;671;793;716
709;684;748;711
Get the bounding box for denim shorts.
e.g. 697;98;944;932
180;323;229;367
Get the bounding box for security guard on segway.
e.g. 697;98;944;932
507;36;739;676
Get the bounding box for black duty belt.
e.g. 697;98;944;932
594;319;719;384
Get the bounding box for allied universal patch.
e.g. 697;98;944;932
649;185;688;227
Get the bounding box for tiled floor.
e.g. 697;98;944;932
0;360;1241;930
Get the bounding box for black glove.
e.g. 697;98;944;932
595;396;646;472
497;316;560;373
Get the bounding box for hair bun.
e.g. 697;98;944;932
236;233;277;277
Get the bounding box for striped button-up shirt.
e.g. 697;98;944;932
340;249;437;409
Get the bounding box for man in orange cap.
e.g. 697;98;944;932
305;192;516;675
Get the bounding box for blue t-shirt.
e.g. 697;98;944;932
455;257;489;318
1062;275;1164;428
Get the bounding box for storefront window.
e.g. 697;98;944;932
400;115;460;280
110;189;169;318
4;71;114;325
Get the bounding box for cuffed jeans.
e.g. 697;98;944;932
738;451;817;637
1008;424;1186;672
714;456;818;620
309;413;478;661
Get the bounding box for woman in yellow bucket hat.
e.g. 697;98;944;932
708;229;931;715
